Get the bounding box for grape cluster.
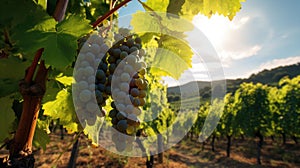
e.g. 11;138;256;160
106;31;148;152
74;32;110;125
74;28;148;152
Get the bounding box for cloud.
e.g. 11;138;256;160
221;45;262;60
258;56;300;70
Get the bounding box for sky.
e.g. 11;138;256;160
118;0;300;86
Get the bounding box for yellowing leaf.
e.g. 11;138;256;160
43;89;79;133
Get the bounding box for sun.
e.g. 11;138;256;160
192;14;249;49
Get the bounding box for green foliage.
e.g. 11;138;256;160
271;76;300;136
0;95;16;142
0;0;247;151
0;57;30;97
33;119;50;150
234;83;272;137
43;88;80;133
12;14;91;69
168;0;245;20
131;11;194;79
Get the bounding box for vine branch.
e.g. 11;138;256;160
53;0;69;22
25;48;44;83
92;0;132;28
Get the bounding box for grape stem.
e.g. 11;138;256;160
92;0;132;28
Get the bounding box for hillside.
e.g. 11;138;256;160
167;63;300;103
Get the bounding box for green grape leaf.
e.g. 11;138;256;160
43;89;79;133
167;0;245;20
12;14;92;69
150;37;192;79
33;120;50;150
0;95;16;142
57;14;92;38
131;12;194;79
0;57;31;97
43;80;61;103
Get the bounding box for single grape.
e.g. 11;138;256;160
132;73;139;79
129;78;136;87
129;46;139;54
91;43;100;54
124;105;134;114
79;89;92;102
117;133;127;141
80;60;90;67
126;125;135;135
138;90;147;98
123;64;134;74
116;91;126;101
116;59;122;65
96;94;104;104
109;109;118;118
132;98;140;107
126;54;137;65
84;66;94;76
139;98;145;106
116;141;126;152
139;68;146;75
86;102;98;112
134;43;141;49
112;48;121;58
85;52;96;62
108;55;116;63
117;120;128;132
120;51;128;59
120;82;130;92
116;111;127;120
120;73;130;82
116;103;126;112
80;43;91;53
135;37;142;44
130;88;139;97
97;84;105;92
134;78;143;88
111;117;118;125
126;38;134;47
120;45;130;53
77;81;89;90
111;101;116;109
88;76;95;84
96;69;106;80
99;62;108;72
